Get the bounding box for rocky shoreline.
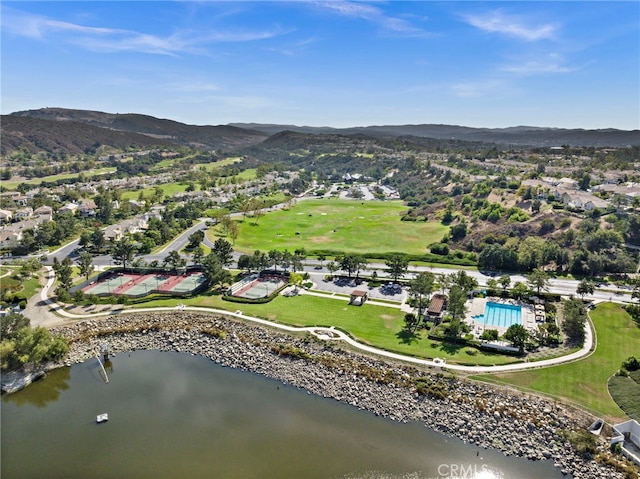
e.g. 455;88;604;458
5;311;632;478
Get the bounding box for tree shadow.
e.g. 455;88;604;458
437;339;466;355
396;328;419;345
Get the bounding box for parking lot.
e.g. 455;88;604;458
308;273;406;302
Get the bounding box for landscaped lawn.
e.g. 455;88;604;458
472;302;640;422
225;198;449;256
130;293;519;366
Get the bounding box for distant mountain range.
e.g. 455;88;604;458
229;122;640;148
2;108;638;157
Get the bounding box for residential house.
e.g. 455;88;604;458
79;200;97;217
13;207;34;222
592;183;640;207
0;230;23;250
557;177;579;190
33;205;54;222
0;209;13;224
561;191;609;211
59;203;79;215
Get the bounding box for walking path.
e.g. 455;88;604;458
31;267;595;373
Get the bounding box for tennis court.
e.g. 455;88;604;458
82;271;207;297
230;275;287;299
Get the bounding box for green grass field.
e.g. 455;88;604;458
228;198;449;255
473;303;640;422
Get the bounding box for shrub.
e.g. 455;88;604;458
430;243;450;256
414;377;448;399
568;429;598;458
480;329;499;341
271;344;312;361
622;356;640;372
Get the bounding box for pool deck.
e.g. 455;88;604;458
465;297;537;337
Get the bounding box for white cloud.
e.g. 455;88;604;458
1;7;284;56
463;10;558;41
501;53;578;75
311;0;431;37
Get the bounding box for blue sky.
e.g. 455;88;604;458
1;1;638;129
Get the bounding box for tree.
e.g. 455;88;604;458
576;278;595;300
317;254;326;269
448;270;478;295
562;298;587;344
228;221;239;244
409;272;435;318
531;198;542;214
446;318;463;339
339;255;359;278
202;253;231;290
326;261;338;278
187;230;205;249
578;172;591;191
112;237;136;271
0;316;69;371
498;275;511;296
53;257;73;291
504;324;528;351
386;254;409;282
289;272;304;291
212;238;234;267
237;254;253;273
253;250;268;271
191;245;205;268
447;285;467;321
91;228;106;253
478;243;518;272
512;281;529;300
526;268;550;296
77;251;95;282
163;250;186;273
1;312;30;338
353;255;367;279
292;248;306;272
268;250;283;270
403;313;419;332
486;278;499;295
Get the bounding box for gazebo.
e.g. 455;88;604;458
350;290;368;306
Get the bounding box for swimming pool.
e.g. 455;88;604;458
473;301;522;328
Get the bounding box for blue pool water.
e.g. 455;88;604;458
473;301;522;328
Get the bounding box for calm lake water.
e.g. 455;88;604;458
2;351;568;479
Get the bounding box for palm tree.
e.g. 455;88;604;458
499;274;511;297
